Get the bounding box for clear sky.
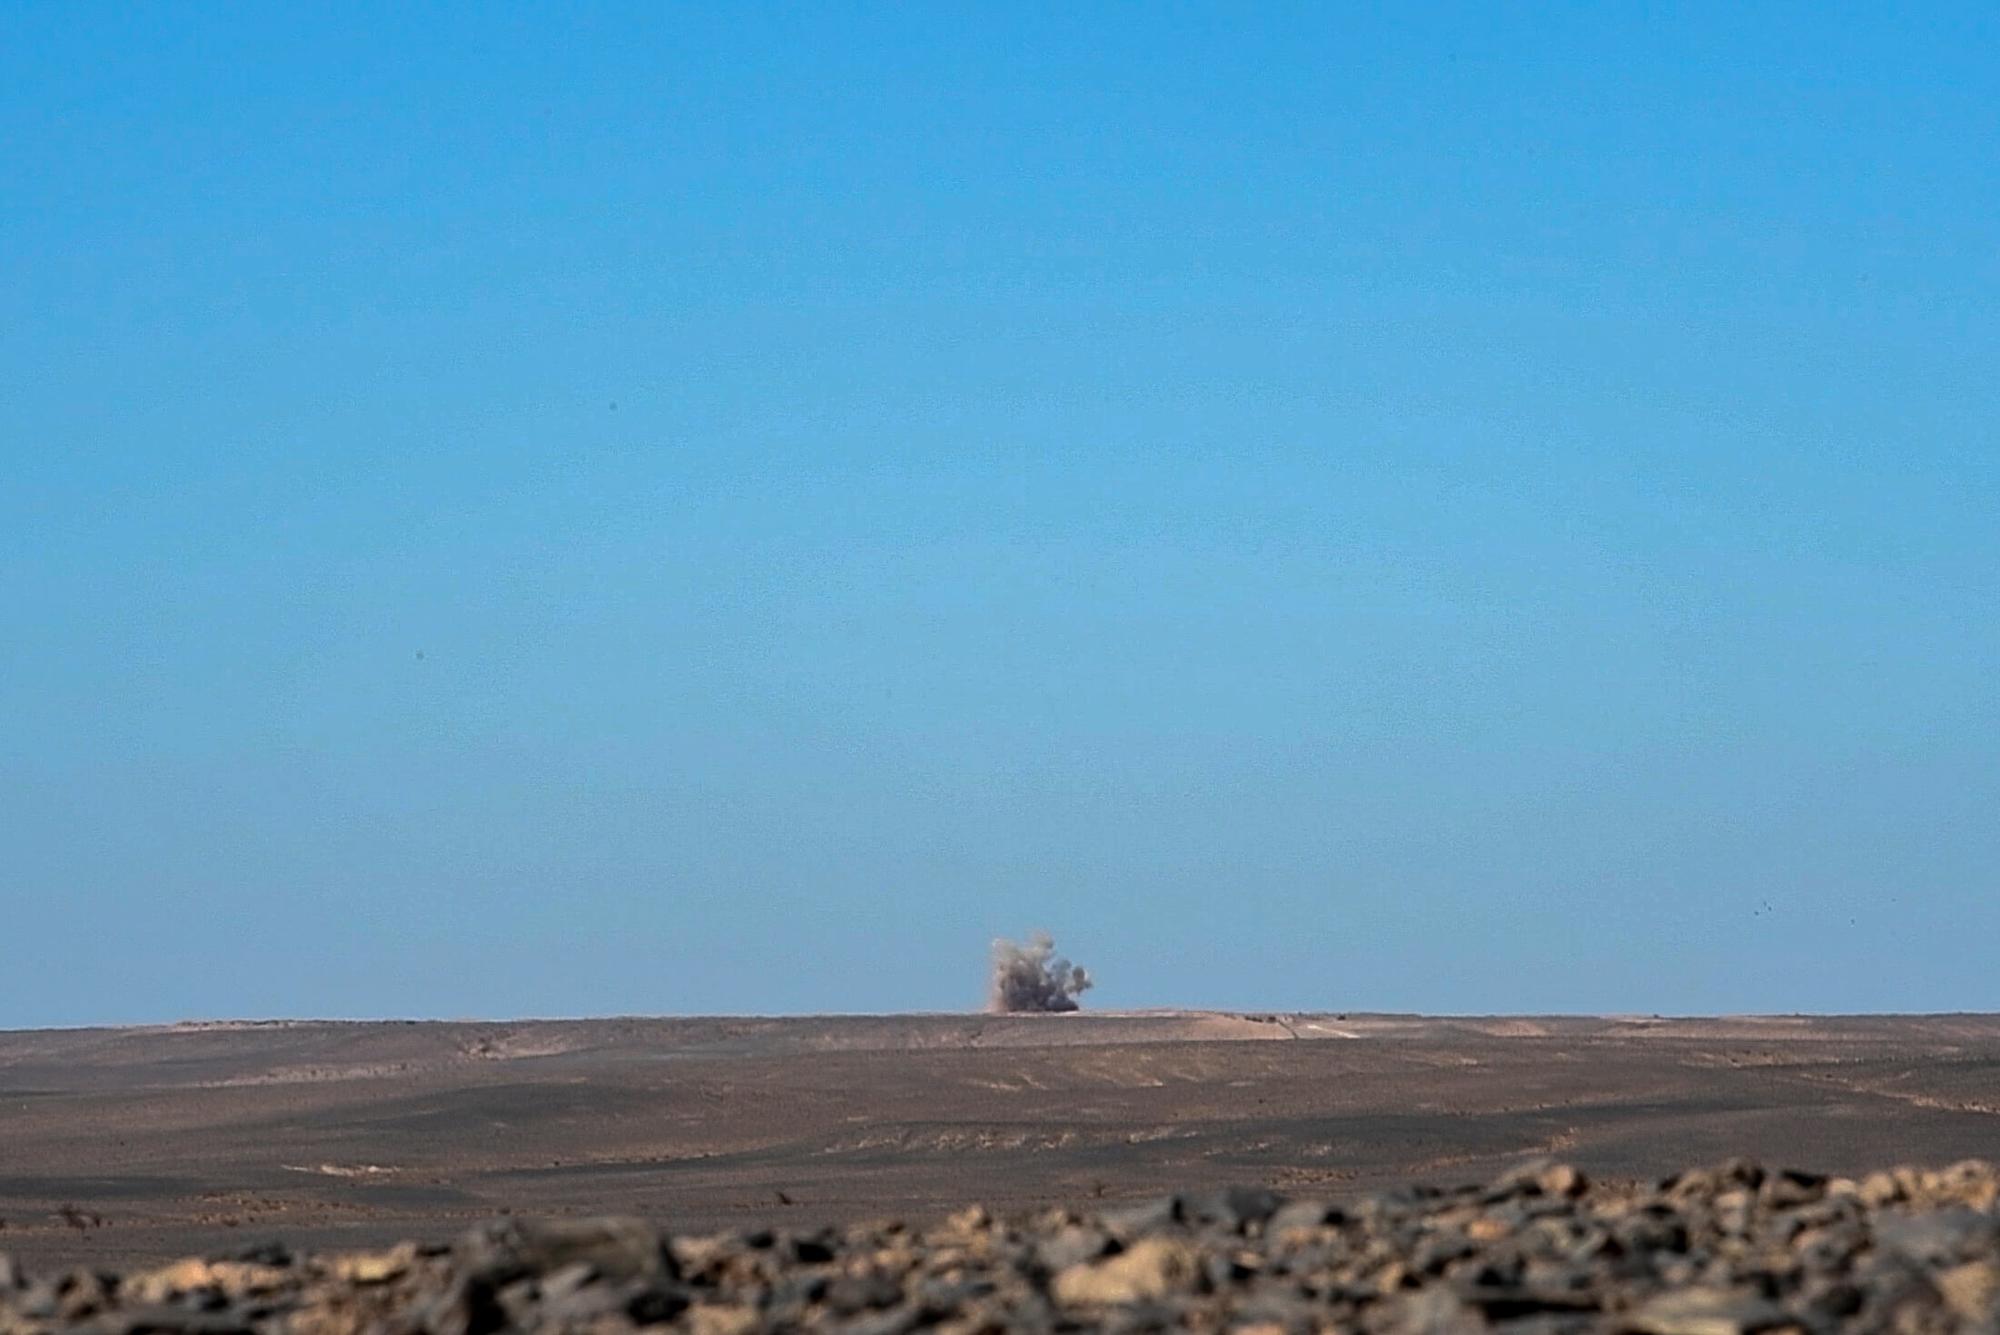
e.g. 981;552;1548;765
4;5;1996;1028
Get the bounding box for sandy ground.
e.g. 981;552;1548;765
3;1012;1997;1271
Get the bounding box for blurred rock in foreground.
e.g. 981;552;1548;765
4;1160;2000;1332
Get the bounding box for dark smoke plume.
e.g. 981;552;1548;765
989;931;1093;1013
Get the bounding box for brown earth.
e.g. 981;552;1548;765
3;1012;1997;1272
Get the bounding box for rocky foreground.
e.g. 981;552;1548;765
5;1162;2000;1333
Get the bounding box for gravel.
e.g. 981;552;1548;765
4;1159;1999;1332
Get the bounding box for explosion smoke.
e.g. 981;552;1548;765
989;931;1094;1013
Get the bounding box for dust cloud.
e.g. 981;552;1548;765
989;932;1093;1013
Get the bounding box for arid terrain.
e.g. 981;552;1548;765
3;1013;1998;1272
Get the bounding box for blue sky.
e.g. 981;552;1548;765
4;5;1996;1026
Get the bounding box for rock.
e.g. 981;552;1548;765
824;1271;903;1314
1034;1224;1111;1272
1625;1287;1791;1335
1795;1276;1865;1322
533;1274;625;1324
0;1253;20;1291
1266;1199;1339;1235
121;1260;291;1305
1876;1208;1995;1263
1227;1289;1321;1332
623;1280;693;1324
14;1277;62;1319
1757;1168;1825;1208
770;1271;830;1308
1409;1233;1477;1276
840;1305;927;1335
101;1303;255;1334
537;1260;597;1300
1663;1163;1761;1202
1614;1208;1690;1256
225;1242;292;1268
56;1269;115;1321
942;1204;991;1234
786;1233;838;1265
1540;1164;1588;1199
1099;1196;1183;1237
326;1242;418;1285
1859;1171;1904;1205
5;1158;2000;1334
459;1215;676;1285
1189;1185;1284;1232
1388;1286;1489;1334
1936;1260;2000;1321
915;1274;994;1310
1456;1282;1599;1321
686;1301;760;1335
1931;1160;2000;1211
420;1274;508;1335
1052;1238;1199;1305
1484;1160;1587;1202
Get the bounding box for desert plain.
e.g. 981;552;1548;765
3;1012;1998;1272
